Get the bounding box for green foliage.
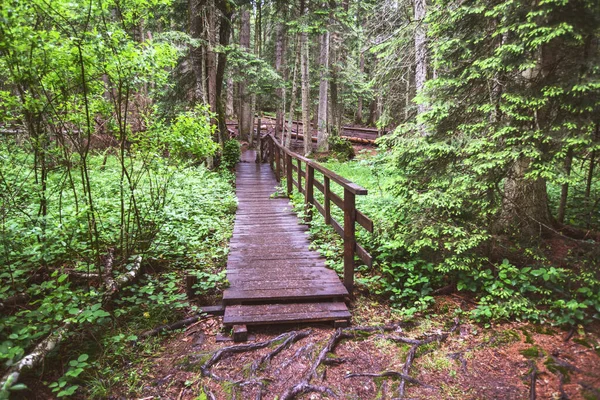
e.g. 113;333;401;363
221;140;241;170
161;105;219;162
314;154;600;325
327;136;355;161
48;354;90;397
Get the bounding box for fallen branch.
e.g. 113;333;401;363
102;255;142;304
139;314;209;339
0;321;71;394
1;254;144;393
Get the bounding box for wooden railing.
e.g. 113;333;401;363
257;133;373;296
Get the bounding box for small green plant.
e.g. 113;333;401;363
48;354;90;397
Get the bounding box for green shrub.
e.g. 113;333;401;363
221;140;241;169
328;136;355;161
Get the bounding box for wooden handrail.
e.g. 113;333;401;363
257;133;373;296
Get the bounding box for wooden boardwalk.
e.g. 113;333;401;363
222;150;351;329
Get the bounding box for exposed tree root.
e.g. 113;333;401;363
280;382;338;400
251;330;311;373
398;344;418;398
345;371;432;388
196;320;459;399
529;360;537;400
280;328;353;399
200;331;302;380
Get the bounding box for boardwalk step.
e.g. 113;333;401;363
223;302;351;326
223;284;348;303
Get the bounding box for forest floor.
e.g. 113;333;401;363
114;293;600;400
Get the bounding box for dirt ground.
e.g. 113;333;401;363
117;294;600;400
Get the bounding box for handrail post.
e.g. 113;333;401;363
305;165;314;222
275;144;281;181
286;153;293;196
324;176;331;224
296;159;302;193
343;188;356;296
257;135;263;163
269;137;275;169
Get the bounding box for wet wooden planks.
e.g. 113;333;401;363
223;302;350;326
222;150;350;327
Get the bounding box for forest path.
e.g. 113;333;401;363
222;149;350;332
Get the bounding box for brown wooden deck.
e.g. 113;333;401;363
222;150;351;329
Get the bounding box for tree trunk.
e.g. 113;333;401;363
275;21;285;139
238;9;252;142
285;34;301;149
215;0;233;144
557;149;573;224
356;52;364;124
300;0;311;155
226;76;234;118
414;0;427;122
498;157;553;237
316;30;330;151
189;0;206;104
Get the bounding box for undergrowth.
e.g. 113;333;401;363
291;151;600;327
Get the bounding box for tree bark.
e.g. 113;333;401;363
316;30;330;151
300;0;312;155
285;34;301;149
275;21;285;139
557;149;573;224
215;0;233;144
189;0;207;104
238;9;252;142
414;0;428;124
356;52;364;124
498;157;553;237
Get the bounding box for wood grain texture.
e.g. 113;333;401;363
223;150;350;326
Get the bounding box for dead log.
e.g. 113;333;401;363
102;255;142;303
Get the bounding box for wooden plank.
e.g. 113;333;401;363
227;279;343;290
223;285;348;302
225;302;348;317
223;302;350;326
356;243;373;267
356;210;374;233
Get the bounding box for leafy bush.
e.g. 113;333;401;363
328;136;355;161
221;140;241;169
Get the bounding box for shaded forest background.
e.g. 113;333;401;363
0;0;599;397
